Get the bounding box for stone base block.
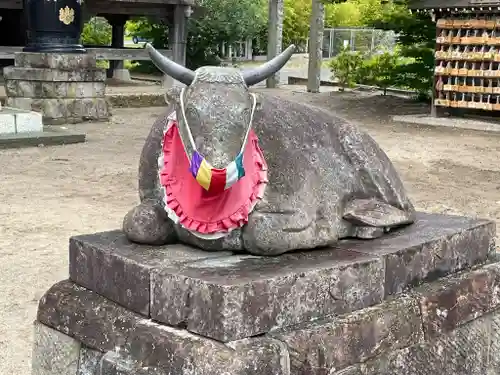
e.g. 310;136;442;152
3;52;110;124
5;80;106;99
34;260;500;375
0;107;43;134
112;68;131;82
5;97;110;124
68;213;495;342
4;67;106;83
31;212;498;374
14;52;97;71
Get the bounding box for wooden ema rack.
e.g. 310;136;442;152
434;15;500;110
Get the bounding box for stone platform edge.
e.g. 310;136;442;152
67;212;496;342
35;259;500;375
0;128;86;149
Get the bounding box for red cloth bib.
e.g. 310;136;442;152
159;118;268;236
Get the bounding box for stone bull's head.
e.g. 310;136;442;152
146;43;296;169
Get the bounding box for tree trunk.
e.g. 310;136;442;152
266;0;284;88
307;0;324;93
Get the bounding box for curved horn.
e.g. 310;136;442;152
242;44;296;86
145;43;195;86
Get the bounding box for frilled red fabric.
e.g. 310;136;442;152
159;119;268;235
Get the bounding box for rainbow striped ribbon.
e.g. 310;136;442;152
189;150;245;193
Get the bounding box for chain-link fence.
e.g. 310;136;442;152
322;28;397;58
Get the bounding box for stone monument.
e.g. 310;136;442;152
3;0;110;125
0;0;92;148
32;44;500;375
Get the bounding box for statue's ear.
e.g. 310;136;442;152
164;86;183;105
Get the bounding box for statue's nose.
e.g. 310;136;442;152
207;153;233;170
200;146;233;170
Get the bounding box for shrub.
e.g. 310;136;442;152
371;8;436;100
81;17;112;46
358;51;399;95
327;48;365;91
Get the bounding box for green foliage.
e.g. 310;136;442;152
324;0;436;99
127;0;267;69
328;48;364;90
325;2;362;27
81;17;112;46
126;18;168;48
259;0;397;53
357;51;399;94
125;0;428;93
324;0;399;28
370;4;436;99
328;47;409;94
187;0;266;67
282;0;311;48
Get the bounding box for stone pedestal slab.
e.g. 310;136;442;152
68;213;494;342
4;52;110;124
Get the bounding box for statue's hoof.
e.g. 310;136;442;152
123;201;176;245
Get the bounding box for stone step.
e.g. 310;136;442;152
68;212;495;342
35;261;500;375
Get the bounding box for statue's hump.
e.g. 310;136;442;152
193;66;245;85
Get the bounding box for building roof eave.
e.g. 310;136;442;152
408;0;500;10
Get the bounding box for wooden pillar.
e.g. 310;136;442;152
111;18;126;70
307;0;324;93
163;5;191;87
266;0;284;88
104;15;128;79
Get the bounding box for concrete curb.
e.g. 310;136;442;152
287;76;418;97
392;114;500;133
107;93;165;108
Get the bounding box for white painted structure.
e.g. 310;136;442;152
0;107;43;134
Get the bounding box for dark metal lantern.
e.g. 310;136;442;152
23;0;86;53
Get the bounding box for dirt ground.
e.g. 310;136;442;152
2;88;500;375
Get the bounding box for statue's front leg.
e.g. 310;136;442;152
123;200;177;245
242;205;324;256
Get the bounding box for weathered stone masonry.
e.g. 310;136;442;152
4;52;109;125
32;212;500;374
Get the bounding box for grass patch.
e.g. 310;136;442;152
124;60;140;70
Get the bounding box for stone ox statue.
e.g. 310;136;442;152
123;43;416;256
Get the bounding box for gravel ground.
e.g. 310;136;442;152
2;88;500;374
